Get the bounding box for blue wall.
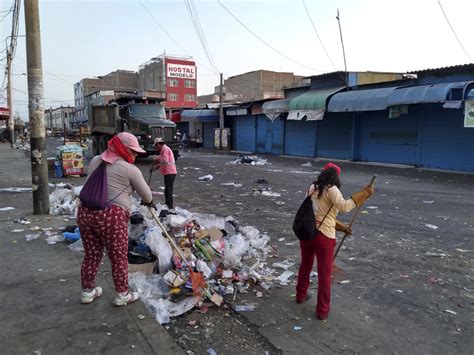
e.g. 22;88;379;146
317;113;353;160
203;122;218;149
284;120;317;157
256;115;284;155
234;115;256;152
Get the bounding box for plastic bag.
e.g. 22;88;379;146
68;238;84;252
145;227;173;274
223;234;249;268
147;296;199;324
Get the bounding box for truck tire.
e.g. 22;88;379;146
92;136;100;156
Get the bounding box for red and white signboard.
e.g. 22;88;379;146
167;63;196;79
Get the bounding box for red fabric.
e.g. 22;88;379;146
78;204;130;293
296;231;336;318
107;136;134;163
322;162;341;176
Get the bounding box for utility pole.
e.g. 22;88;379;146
336;9;348;86
219;73;224;129
25;0;49;214
6;52;14;148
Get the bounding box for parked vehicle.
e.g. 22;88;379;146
89;95;179;159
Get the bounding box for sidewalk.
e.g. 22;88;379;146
0;143;182;354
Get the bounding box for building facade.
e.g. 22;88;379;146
138;54;197;109
45;106;75;130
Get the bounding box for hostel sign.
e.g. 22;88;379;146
167;63;196;79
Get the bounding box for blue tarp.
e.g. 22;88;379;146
388;81;474;106
328;87;397;112
181;109;219;122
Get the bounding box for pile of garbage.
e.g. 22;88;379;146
15;139;30;152
48;184;289;324
228;155;268;166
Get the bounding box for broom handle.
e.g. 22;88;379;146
333;174;377;260
148;206;190;267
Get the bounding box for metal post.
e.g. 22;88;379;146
336;9;348;86
7;52;14;148
25;0;49;214
219;73;224;129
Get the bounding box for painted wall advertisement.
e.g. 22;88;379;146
464;99;474;128
166;63;196;79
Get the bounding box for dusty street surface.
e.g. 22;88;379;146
141;149;473;354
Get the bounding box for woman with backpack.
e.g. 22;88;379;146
78;132;154;306
295;162;374;320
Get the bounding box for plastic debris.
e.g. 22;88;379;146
221;182;243;188
294;326;303;331
301;162;312;167
68;239;84;252
254;187;281;198
425;252;446;257
425;224;439;230
46;234;65;244
275;270;294;286
235;303;257;312
63;227;81;242
366;206;378;209
25;234;40;241
198;174;213;181
207;348;217;355
12;229;24;233
423;200;434;204
444;310;457;315
147;296;200;324
229;155;268;166
145;227;173;273
0;187;32;192
272;259;295;270
0;207;15;211
339;280;351;284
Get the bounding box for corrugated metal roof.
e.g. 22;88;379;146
288;87;345;111
181;109;219;122
409;63;474;75
261;99;290;112
328;87;397;112
388;81;474;106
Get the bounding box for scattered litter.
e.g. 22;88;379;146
455;248;469;253
198;174;213;181
29;226;41;231
445;310;457;315
366;206;378;209
400;274;411;279
229;155;268;166
360;210;369;214
207;348;217;355
137;314;146;320
285;242;297;246
338;280;351;284
272;259;295;270
16;218;31;225
59;279;66;282
221;182;243;188
12;229;24;233
25;234;40;241
425;252;446;257
396;289;403;293
425;224;439;230
235;304;257;312
46;234;65;244
294;326;303;331
68;239;84;252
0;207;15;211
278;237;285;242
301;162;312;167
256;291;263;298
254;187;281;198
423;200;434;204
275;270;294;286
256;179;268;184
0;187;32;192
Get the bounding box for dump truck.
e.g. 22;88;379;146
90;95;179;159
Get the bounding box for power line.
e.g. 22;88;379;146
216;0;325;72
437;0;472;61
184;0;219;74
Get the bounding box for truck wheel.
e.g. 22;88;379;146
92;136;100;156
98;136;108;154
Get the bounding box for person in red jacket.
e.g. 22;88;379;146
151;138;177;212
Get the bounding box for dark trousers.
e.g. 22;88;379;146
296;232;336;318
164;174;176;209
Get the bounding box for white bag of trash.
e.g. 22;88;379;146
145;226;173;274
223;233;250;268
146;296;200;324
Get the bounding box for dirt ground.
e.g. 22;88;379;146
140;149;473;354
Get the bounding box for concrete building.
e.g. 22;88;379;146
73;70;138;125
45;106;75;130
198;70;306;104
138;54;197;109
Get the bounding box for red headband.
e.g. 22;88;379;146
322;162;341;176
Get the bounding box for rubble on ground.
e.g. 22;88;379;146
228;155;268;166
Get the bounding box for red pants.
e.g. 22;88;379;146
77;204;130;293
296;232;336;318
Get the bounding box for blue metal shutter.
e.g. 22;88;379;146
256;115;284;154
203;122;218;148
284;120;317;157
420;106;474;171
234;115;256;152
317;113;353;159
358;111;419;165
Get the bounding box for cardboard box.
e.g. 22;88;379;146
128;261;157;275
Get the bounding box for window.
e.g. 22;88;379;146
185;93;196;102
184;79;196;88
168;79;179;87
167;93;178;101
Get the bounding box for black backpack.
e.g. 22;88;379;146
293;184;332;241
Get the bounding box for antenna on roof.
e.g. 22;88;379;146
336;9;348;86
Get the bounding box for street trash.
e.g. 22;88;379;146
294;326;303;331
25;234;40;241
221;182;243;188
423;200;434;204
425;224;439;230
229;155;268;166
145;227;173;273
275;270;294;286
254;187;281;198
256;179;268;184
0;207;15;211
366;206;378;209
0;187;32;192
46;234;66;244
12;229;24;233
339;280;351;284
198;174;213;181
50;184;82;216
272;259;295;270
235;303;257;312
147;296;200;324
444;309;457;315
425;252;446;257
63;227;81;242
301;162;312;167
68;238;84;252
207;348;217;355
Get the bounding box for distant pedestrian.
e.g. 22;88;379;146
176;129;182;142
77;132;153;306
196;129;202;148
295;163;374;320
151;137;177;212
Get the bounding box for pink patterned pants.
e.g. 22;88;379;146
77;204;130;293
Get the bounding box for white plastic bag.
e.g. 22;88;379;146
145;227;173;274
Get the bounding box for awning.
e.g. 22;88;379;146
181;109;219;122
226;107;248;116
328;87;397;112
388;81;474;106
288;87;345;120
262;99;290;120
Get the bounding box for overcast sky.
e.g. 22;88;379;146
1;0;473;120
